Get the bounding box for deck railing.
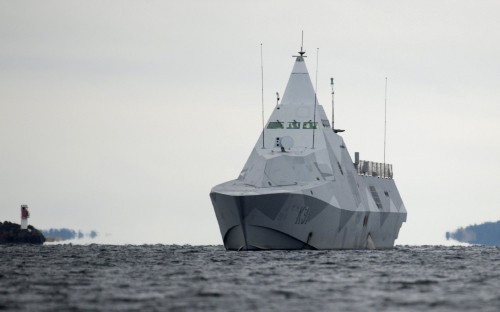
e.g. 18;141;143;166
356;160;393;179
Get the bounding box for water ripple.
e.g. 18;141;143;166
1;245;499;311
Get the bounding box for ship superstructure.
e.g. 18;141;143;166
210;49;407;250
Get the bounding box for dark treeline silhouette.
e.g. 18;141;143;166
446;220;500;246
42;228;98;240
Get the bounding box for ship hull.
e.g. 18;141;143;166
210;191;406;250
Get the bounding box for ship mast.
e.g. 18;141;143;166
383;77;388;165
331;77;334;130
261;43;265;149
312;47;319;149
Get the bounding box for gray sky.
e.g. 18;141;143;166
1;0;499;244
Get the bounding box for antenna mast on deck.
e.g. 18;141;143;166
330;78;334;130
383;77;388;164
312;47;319;149
299;30;305;56
331;78;344;134
261;43;265;149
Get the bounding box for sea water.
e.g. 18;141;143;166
1;245;499;311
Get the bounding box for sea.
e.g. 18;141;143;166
1;245;499;311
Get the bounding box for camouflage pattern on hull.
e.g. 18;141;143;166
211;191;406;250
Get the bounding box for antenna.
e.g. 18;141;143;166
299;30;305;56
314;48;319;95
330;77;334;130
383;77;388;165
261;43;265;149
276;92;280;106
312;48;319;149
294;31;307;58
331;78;344;134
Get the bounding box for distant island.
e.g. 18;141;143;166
42;228;98;242
0;221;45;244
446;220;500;246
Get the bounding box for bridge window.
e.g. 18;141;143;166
303;121;318;129
287;121;300;129
267;121;284;129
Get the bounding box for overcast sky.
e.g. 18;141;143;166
1;0;499;245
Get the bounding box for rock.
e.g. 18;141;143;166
0;221;46;245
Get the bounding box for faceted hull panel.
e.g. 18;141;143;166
211;192;406;250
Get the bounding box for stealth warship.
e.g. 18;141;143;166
210;48;407;250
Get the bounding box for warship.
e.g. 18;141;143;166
210;47;407;250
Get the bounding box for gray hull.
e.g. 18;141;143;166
211;191;406;250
